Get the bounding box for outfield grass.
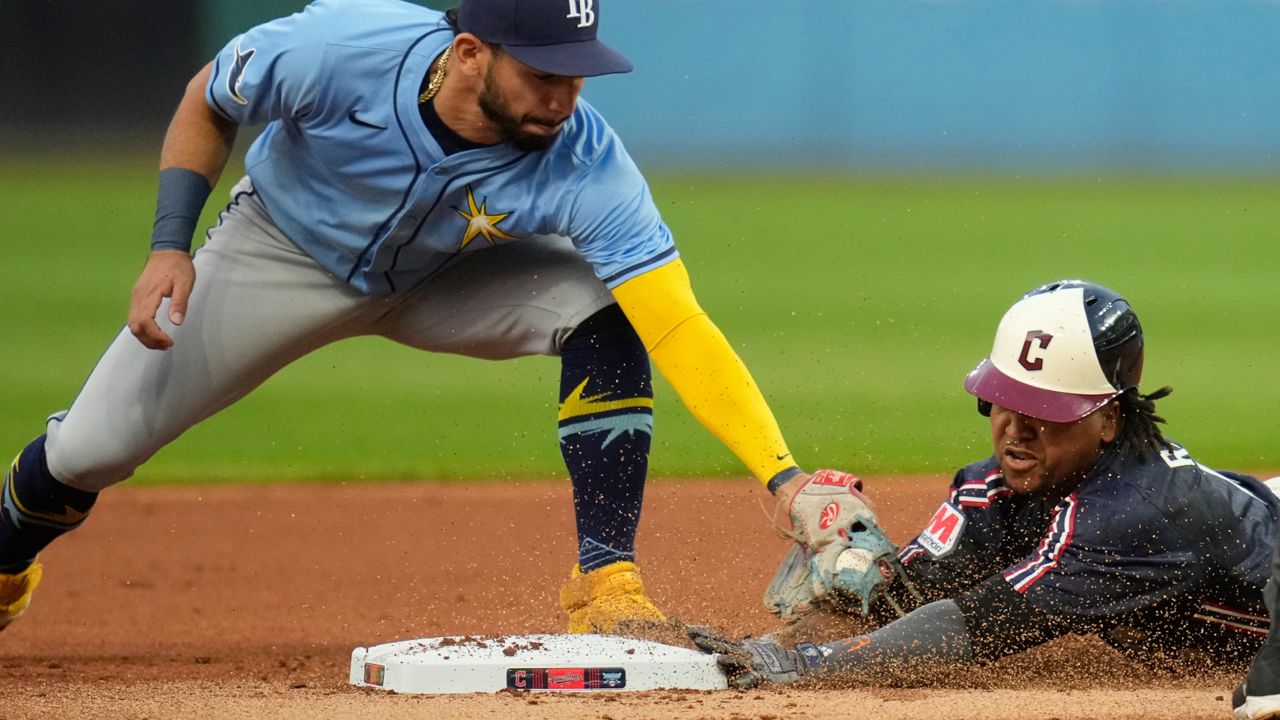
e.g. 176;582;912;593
1;157;1276;483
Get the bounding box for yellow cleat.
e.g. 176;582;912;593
559;561;667;634
0;561;43;632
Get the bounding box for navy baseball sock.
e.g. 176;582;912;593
0;435;98;573
559;305;653;574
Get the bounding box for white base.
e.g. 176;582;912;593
350;633;728;694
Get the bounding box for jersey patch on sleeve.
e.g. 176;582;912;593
916;501;966;557
227;38;257;105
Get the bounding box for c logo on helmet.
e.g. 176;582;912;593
1018;330;1053;371
818;502;841;530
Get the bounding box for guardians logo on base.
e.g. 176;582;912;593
506;667;626;690
363;663;385;686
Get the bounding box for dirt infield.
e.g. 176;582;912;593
0;477;1248;719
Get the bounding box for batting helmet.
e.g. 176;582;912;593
964;279;1144;423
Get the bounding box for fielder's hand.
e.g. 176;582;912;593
688;626;826;689
771;469;874;548
764;469;905;621
763;527;904;622
129;250;195;350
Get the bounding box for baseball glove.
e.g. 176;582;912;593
764;469;910;622
776;469;875;549
763;522;906;622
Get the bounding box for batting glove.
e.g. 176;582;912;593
688;626;826;689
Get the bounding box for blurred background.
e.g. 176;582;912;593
1;1;1277;483
4;0;1278;171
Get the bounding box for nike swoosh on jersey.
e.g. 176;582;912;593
347;110;387;130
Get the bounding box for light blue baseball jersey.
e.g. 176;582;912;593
205;0;676;294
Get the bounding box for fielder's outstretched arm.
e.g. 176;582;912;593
611;259;799;487
129;62;238;350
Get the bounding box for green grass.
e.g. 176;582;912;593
2;157;1277;484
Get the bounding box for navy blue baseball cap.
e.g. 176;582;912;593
458;0;633;77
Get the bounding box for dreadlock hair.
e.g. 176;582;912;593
1115;385;1175;463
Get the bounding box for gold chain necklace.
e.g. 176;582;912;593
418;45;453;104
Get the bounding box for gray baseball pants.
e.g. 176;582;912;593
45;178;614;492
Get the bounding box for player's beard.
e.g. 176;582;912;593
478;65;563;153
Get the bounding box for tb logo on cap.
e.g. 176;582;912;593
1018;330;1053;371
567;0;596;27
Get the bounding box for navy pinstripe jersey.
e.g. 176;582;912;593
898;440;1277;647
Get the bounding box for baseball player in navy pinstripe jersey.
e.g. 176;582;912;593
0;0;887;636
693;280;1278;688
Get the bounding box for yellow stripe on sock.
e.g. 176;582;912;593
4;454;88;527
557;377;654;422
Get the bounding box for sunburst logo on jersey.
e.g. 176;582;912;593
455;186;519;249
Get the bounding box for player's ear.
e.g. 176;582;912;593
1099;402;1119;444
452;34;488;78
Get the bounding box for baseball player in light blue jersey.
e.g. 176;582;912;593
0;0;883;635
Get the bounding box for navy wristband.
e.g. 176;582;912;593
150;167;212;253
766;466;804;495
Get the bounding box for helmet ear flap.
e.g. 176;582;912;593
977;399;993;417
